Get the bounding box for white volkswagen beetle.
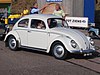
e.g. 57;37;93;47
4;14;95;60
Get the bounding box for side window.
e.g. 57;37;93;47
18;19;29;28
47;19;57;28
31;19;46;29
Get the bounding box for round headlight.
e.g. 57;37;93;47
90;38;94;46
71;40;77;48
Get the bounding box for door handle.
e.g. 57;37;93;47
27;30;31;33
48;32;50;36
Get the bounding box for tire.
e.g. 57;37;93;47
8;36;18;51
51;42;68;60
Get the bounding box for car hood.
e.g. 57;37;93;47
50;27;90;50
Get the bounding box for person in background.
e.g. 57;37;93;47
53;3;65;18
96;0;98;4
5;24;10;34
30;2;48;14
23;7;29;15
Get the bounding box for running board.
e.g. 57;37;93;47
21;46;47;52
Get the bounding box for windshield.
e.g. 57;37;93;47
47;18;68;28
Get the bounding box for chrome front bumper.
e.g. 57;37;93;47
71;49;95;54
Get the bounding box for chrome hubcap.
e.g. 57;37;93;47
9;38;16;49
54;45;64;58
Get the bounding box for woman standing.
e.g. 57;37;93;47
53;4;65;18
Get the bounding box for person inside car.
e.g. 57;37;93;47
47;19;57;28
37;21;45;29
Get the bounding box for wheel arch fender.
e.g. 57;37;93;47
4;31;21;47
47;36;72;53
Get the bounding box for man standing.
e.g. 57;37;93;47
30;2;48;14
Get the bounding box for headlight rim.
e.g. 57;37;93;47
70;40;77;48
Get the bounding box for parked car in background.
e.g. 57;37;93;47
88;23;100;39
89;10;100;39
0;21;9;40
4;14;95;60
88;26;100;39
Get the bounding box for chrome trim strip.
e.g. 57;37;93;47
21;45;47;52
14;29;48;33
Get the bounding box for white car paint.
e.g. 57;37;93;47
4;14;95;54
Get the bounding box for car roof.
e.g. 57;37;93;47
22;14;61;20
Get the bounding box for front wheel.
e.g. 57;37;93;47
8;36;18;51
51;42;68;60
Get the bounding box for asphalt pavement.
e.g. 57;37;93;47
0;30;100;75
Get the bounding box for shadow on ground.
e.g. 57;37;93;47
17;47;100;60
19;48;50;56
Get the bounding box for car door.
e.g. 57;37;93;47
28;19;49;51
16;19;29;46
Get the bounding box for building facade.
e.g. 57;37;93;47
37;0;95;23
0;0;11;14
0;0;95;23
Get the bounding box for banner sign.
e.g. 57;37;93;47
65;17;88;28
46;0;62;2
